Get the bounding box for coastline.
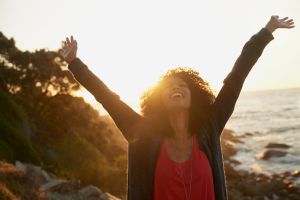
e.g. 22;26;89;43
221;129;300;199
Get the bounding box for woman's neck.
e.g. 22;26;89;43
167;109;191;141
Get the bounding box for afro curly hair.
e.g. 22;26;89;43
140;67;216;137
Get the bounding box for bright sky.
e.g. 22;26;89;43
1;0;299;113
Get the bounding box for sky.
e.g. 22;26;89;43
0;0;299;113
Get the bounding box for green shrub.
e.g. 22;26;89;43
49;135;111;187
0;91;26;128
0;139;14;161
0;91;41;164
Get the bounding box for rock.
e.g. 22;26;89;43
259;150;287;160
227;188;245;200
221;130;244;144
265;143;291;149
245;132;253;136
4;161;122;200
222;142;237;160
237;170;248;177
266;179;287;192
287;183;300;193
288;193;300;200
15;161;52;186
241;132;254;137
255;176;265;182
272;171;289;178
230;159;241;165
271;193;280;200
40;179;66;191
42;192;80;200
252;196;265;200
26;164;52;185
100;192;121;200
240;182;260;196
79;185;103;198
15;160;27;171
276;189;288;196
292;170;300;177
47;180;82;193
224;162;240;178
241;179;286;196
42;183;121;200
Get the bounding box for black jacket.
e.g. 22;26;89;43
68;28;274;200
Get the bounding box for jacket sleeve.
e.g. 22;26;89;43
68;58;142;142
208;28;274;136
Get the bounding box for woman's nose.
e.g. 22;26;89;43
171;85;181;92
173;85;179;89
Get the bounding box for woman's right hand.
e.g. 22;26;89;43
60;36;77;64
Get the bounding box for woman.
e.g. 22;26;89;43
60;16;294;200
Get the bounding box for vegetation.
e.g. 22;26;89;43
0;31;128;197
0;91;41;164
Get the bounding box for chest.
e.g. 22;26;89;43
153;134;215;200
165;136;195;163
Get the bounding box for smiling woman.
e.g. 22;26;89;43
140;68;215;138
59;15;294;200
161;77;192;110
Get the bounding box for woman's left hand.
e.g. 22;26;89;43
265;15;295;33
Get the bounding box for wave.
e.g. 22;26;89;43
267;125;300;134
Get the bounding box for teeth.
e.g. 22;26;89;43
171;92;183;98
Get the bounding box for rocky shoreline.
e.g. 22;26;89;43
221;129;300;200
1;129;299;200
0;161;121;200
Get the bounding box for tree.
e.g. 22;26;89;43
0;32;80;115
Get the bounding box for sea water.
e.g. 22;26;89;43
225;87;300;184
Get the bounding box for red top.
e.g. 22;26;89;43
154;134;215;200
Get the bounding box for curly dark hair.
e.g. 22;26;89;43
140;67;216;137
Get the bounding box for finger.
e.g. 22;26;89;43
58;49;65;57
71;40;77;48
280;17;288;21
283;23;294;28
63;41;67;48
66;37;71;45
286;19;294;23
288;21;295;25
288;25;295;29
71;35;74;43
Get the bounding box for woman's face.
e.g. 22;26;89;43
160;76;191;111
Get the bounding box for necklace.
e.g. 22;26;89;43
165;135;194;200
179;136;194;200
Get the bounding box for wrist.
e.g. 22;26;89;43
67;57;77;65
264;24;276;33
66;56;76;64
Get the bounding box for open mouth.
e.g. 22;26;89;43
170;92;184;99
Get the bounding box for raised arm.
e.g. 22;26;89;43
208;16;294;136
60;36;142;142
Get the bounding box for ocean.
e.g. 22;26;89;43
225;87;300;184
